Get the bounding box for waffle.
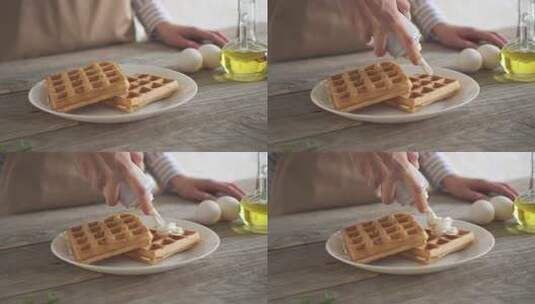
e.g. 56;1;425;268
341;213;427;264
105;74;179;112
45;62;129;112
401;229;475;264
327;61;412;112
126;228;200;264
387;74;461;112
65;213;152;264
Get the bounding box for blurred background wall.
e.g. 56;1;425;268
156;0;512;31
434;0;516;30
443;152;532;183
161;0;267;30
170;152;258;182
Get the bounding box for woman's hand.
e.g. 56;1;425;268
74;152;155;215
441;175;518;202
168;175;245;202
155;22;229;49
348;0;422;64
351;152;429;212
431;23;507;49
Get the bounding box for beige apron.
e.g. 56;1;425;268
0;0;135;62
269;0;373;62
270;153;378;216
0;153;102;215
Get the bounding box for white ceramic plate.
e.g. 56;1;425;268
29;64;198;124
326;218;494;275
311;65;479;123
51;217;220;275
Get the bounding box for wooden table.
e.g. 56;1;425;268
0;40;267;151
268;179;535;304
269;29;535;151
0;191;267;303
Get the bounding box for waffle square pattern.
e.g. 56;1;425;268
45;62;129;113
65;213;152;264
327;61;412;112
402;228;475;264
106;74;180;113
341;213;427;264
388;74;461;112
127;228;200;264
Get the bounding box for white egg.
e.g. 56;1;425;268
490;195;514;221
199;44;222;69
457;48;483;73
216;196;241;221
469;199;495;225
196;200;221;225
477;44;501;70
176;48;203;73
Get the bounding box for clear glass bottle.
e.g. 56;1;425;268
501;0;535;82
509;152;535;233
234;152;268;234
221;0;267;82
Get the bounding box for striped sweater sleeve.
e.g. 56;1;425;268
144;152;182;189
410;0;447;39
419;152;456;188
131;0;172;36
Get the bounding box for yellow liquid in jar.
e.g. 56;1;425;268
221;46;267;82
500;48;535;82
239;196;268;234
513;197;535;233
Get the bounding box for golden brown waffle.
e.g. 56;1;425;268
45;62;129;113
341;213;427;264
65;213;152;264
387;74;461;112
105;74;179;113
327;61;412;112
126;228;200;264
401;229;474;264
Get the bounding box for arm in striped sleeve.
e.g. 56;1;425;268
131;0;172;37
419;152;456;189
144;152;182;189
410;0;447;40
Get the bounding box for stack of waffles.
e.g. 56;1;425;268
45;62;179;113
327;61;460;113
64;213;199;265
341;213;474;264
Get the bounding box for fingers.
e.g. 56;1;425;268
407;152;420;169
500;183;519;198
211;31;230;45
381;179;397;204
190;28;228;47
169;36;201;49
389;13;422;64
201;179;245;200
396;0;411;17
402;171;429;212
464;28;507;48
472;179;518;201
373;30;388;57
130;152;145;171
226;183;246;199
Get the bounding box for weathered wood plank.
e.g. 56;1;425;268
270;232;535;304
268;74;535;150
0;81;267;151
1;237;266;304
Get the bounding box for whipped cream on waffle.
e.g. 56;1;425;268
158;222;184;236
427;209;458;236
